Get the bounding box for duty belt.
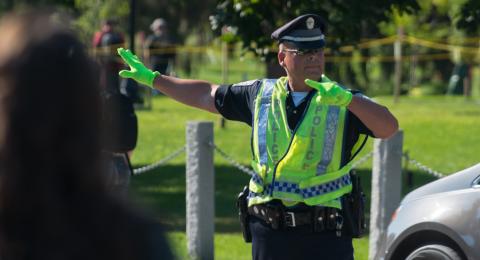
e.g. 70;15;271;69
247;203;344;236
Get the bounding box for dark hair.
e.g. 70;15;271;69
0;11;170;260
103;18;118;26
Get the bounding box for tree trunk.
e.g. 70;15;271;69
393;26;403;103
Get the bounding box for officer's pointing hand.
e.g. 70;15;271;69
117;48;160;88
305;76;353;107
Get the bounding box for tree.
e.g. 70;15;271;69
74;0;130;45
0;0;128;46
456;0;480;35
0;0;76;15
137;0;218;44
210;0;420;62
377;0;479;96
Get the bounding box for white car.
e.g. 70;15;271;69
376;163;480;260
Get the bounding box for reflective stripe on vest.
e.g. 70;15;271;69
317;105;340;175
258;79;275;166
249;77;352;208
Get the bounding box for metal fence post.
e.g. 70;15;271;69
369;130;403;260
186;121;214;260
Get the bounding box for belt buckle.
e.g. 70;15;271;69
284;211;296;227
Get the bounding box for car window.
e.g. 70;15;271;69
474;175;480;188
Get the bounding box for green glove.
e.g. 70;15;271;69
117;48;160;88
305;76;353;107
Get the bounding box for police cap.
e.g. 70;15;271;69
271;14;326;49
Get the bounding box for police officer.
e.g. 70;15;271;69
117;14;398;260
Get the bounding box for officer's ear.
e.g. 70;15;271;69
278;48;286;67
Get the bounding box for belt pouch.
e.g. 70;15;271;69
237;186;252;242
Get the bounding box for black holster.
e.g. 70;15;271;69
341;170;367;238
237;186;252;243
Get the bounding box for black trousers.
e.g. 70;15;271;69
250;216;354;260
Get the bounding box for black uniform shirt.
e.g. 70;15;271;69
214;79;374;165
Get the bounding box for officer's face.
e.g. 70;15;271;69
279;43;324;83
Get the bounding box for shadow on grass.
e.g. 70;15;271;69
130;164;250;233
130;164;438;233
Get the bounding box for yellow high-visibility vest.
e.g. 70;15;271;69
249;77;353;208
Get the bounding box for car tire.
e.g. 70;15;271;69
405;244;462;260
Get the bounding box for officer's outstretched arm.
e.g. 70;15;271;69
117;48;219;114
347;95;398;139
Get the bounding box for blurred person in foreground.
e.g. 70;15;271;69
117;14;398;260
0;11;173;260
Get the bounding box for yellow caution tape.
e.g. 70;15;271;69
88;35;480;64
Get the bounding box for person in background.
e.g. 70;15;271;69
144;18;176;76
92;19;125;93
93;18;138;196
0;11;173;260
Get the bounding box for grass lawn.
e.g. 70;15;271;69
129;94;480;259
